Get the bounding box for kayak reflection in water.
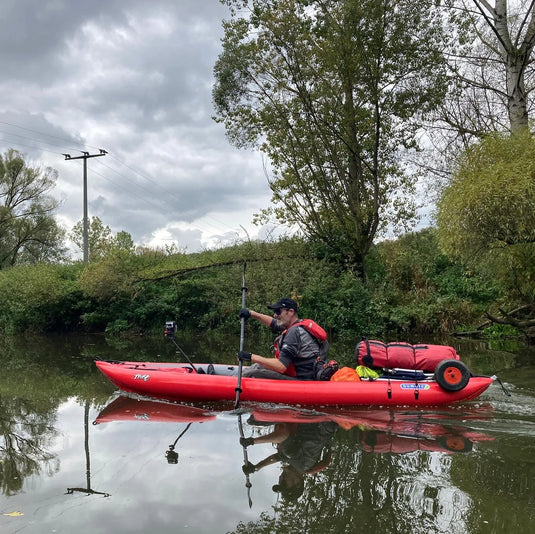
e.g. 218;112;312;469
240;419;338;501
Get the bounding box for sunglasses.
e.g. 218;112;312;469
274;308;291;316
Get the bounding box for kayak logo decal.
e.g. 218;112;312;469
134;373;150;381
400;383;430;390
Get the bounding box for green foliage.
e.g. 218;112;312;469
437;130;535;255
214;0;452;272
0;149;66;267
477;243;535;305
0;263;87;333
437;130;535;305
363;229;499;337
482;323;522;340
0;229;520;340
69;216;135;261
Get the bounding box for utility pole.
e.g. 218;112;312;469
63;149;107;263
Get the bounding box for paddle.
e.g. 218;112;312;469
234;262;247;409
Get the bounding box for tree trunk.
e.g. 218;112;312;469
478;0;535;132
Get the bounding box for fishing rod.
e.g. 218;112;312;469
234;262;247;408
164;321;198;373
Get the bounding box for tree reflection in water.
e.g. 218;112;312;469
66;400;110;498
0;396;59;496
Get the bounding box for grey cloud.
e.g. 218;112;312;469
0;1;275;255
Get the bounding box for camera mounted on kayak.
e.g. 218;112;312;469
164;321;177;339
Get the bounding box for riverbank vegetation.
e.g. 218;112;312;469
0;228;526;343
1;1;534;344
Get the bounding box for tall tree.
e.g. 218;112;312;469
429;0;535;157
213;0;452;274
471;0;535;133
0;149;66;268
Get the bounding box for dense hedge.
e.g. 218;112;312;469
0;230;504;340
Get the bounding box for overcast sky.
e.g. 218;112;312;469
0;0;281;256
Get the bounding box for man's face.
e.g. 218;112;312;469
273;307;294;328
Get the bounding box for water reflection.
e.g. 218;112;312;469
1;333;534;534
0;396;59;496
92;394;498;531
66;401;110;498
94;395;495;458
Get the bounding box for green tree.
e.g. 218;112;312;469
437;131;535;256
0;149;66;267
69;216;134;261
436;130;535;308
213;0;452;274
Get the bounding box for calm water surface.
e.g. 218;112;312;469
0;333;534;534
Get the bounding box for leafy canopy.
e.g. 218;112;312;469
214;0;452;271
437;129;535;304
437;129;535;257
69;216;134;262
0;149;66;268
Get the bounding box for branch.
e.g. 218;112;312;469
484;306;535;328
134;256;303;283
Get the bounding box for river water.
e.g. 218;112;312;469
0;333;534;534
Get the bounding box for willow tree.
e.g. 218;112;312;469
437;130;535;309
213;0;452;275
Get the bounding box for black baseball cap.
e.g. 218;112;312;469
267;298;298;311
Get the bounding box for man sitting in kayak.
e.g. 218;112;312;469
238;297;329;380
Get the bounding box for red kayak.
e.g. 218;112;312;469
95;360;495;407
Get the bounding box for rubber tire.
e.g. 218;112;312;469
434;359;471;392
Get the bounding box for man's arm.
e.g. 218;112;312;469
250;353;288;373
249;309;275;328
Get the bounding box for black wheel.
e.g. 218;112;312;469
434;359;471;392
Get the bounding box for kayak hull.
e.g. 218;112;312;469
95;360;495;407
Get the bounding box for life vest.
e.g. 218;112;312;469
274;319;328;377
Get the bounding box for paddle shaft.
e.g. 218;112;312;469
234;263;247;408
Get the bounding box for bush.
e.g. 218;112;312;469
0;231;520;341
0;263;87;333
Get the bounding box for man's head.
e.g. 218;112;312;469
267;298;299;327
272;465;305;501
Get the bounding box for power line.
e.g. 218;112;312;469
0;119;249;245
0;120;97;152
92;158;235;236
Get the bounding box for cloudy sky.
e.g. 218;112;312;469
0;1;280;256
